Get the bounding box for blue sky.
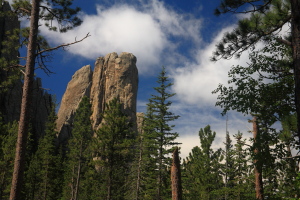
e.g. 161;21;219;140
8;0;254;158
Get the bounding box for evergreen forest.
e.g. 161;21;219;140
1;0;300;199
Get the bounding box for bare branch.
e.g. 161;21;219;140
220;0;272;15
276;37;292;47
18;68;25;75
39;5;60;19
10;64;25;68
39;87;51;91
282;155;300;159
36;33;90;55
14;7;31;15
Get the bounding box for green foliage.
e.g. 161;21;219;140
140;66;180;200
62;96;93;200
24;103;64;200
0;1;21;91
182;125;224;199
93;97;135;200
213;37;293;126
212;0;290;60
0;119;18;199
11;0;82;33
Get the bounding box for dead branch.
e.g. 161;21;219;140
14;7;31;15
9;64;25;68
276;37;292;46
282;155;300;159
36;33;90;55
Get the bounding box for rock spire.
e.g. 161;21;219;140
56;52;138;143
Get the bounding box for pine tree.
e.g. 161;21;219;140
274;114;299;198
0;119;18;199
92;97;135;200
0;1;21;91
62;96;93;200
24;102;64;200
212;0;300;143
222;132;237;199
182;125;223;199
141;66;180;200
231;132;254;200
7;1;87;198
125;113;145;200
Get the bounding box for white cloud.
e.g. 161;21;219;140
38;0;255;157
171;26;251;107
40;0;202;74
165;25;255;158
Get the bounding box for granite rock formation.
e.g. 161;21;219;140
57;52;138;143
56;65;93;143
0;77;52;140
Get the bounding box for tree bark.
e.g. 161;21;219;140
74;141;83;200
171;147;182;200
135;136;143;200
9;0;40;199
290;0;300;143
252;117;264;200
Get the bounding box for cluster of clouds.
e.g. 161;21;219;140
39;0;203;74
8;0;254;158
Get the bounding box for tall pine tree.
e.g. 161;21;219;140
93;97;135;200
182;125;223;199
7;1;87;198
24;102;64;200
141;66;180;200
0;119;18;199
62;96;92;200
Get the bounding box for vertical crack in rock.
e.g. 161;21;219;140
56;52;138;144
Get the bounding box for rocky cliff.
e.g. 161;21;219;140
57;52;138;144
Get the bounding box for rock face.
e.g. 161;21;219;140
56;65;93;143
90;52;138;130
0;77;53;140
30;78;53;139
57;52;138;143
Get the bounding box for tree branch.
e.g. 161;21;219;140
218;0;272;15
10;64;25;68
276;37;292;47
36;33;90;55
14;7;31;15
282;155;300;159
39;5;60;19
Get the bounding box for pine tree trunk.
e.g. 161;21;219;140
9;0;40;199
252;117;264;200
171;147;182;200
291;0;300;144
135;136;143;200
74;142;83;200
43;168;48;200
71;166;76;200
157;135;163;200
107;153;113;200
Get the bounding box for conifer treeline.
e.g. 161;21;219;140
0;68;299;199
1;67;300;199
